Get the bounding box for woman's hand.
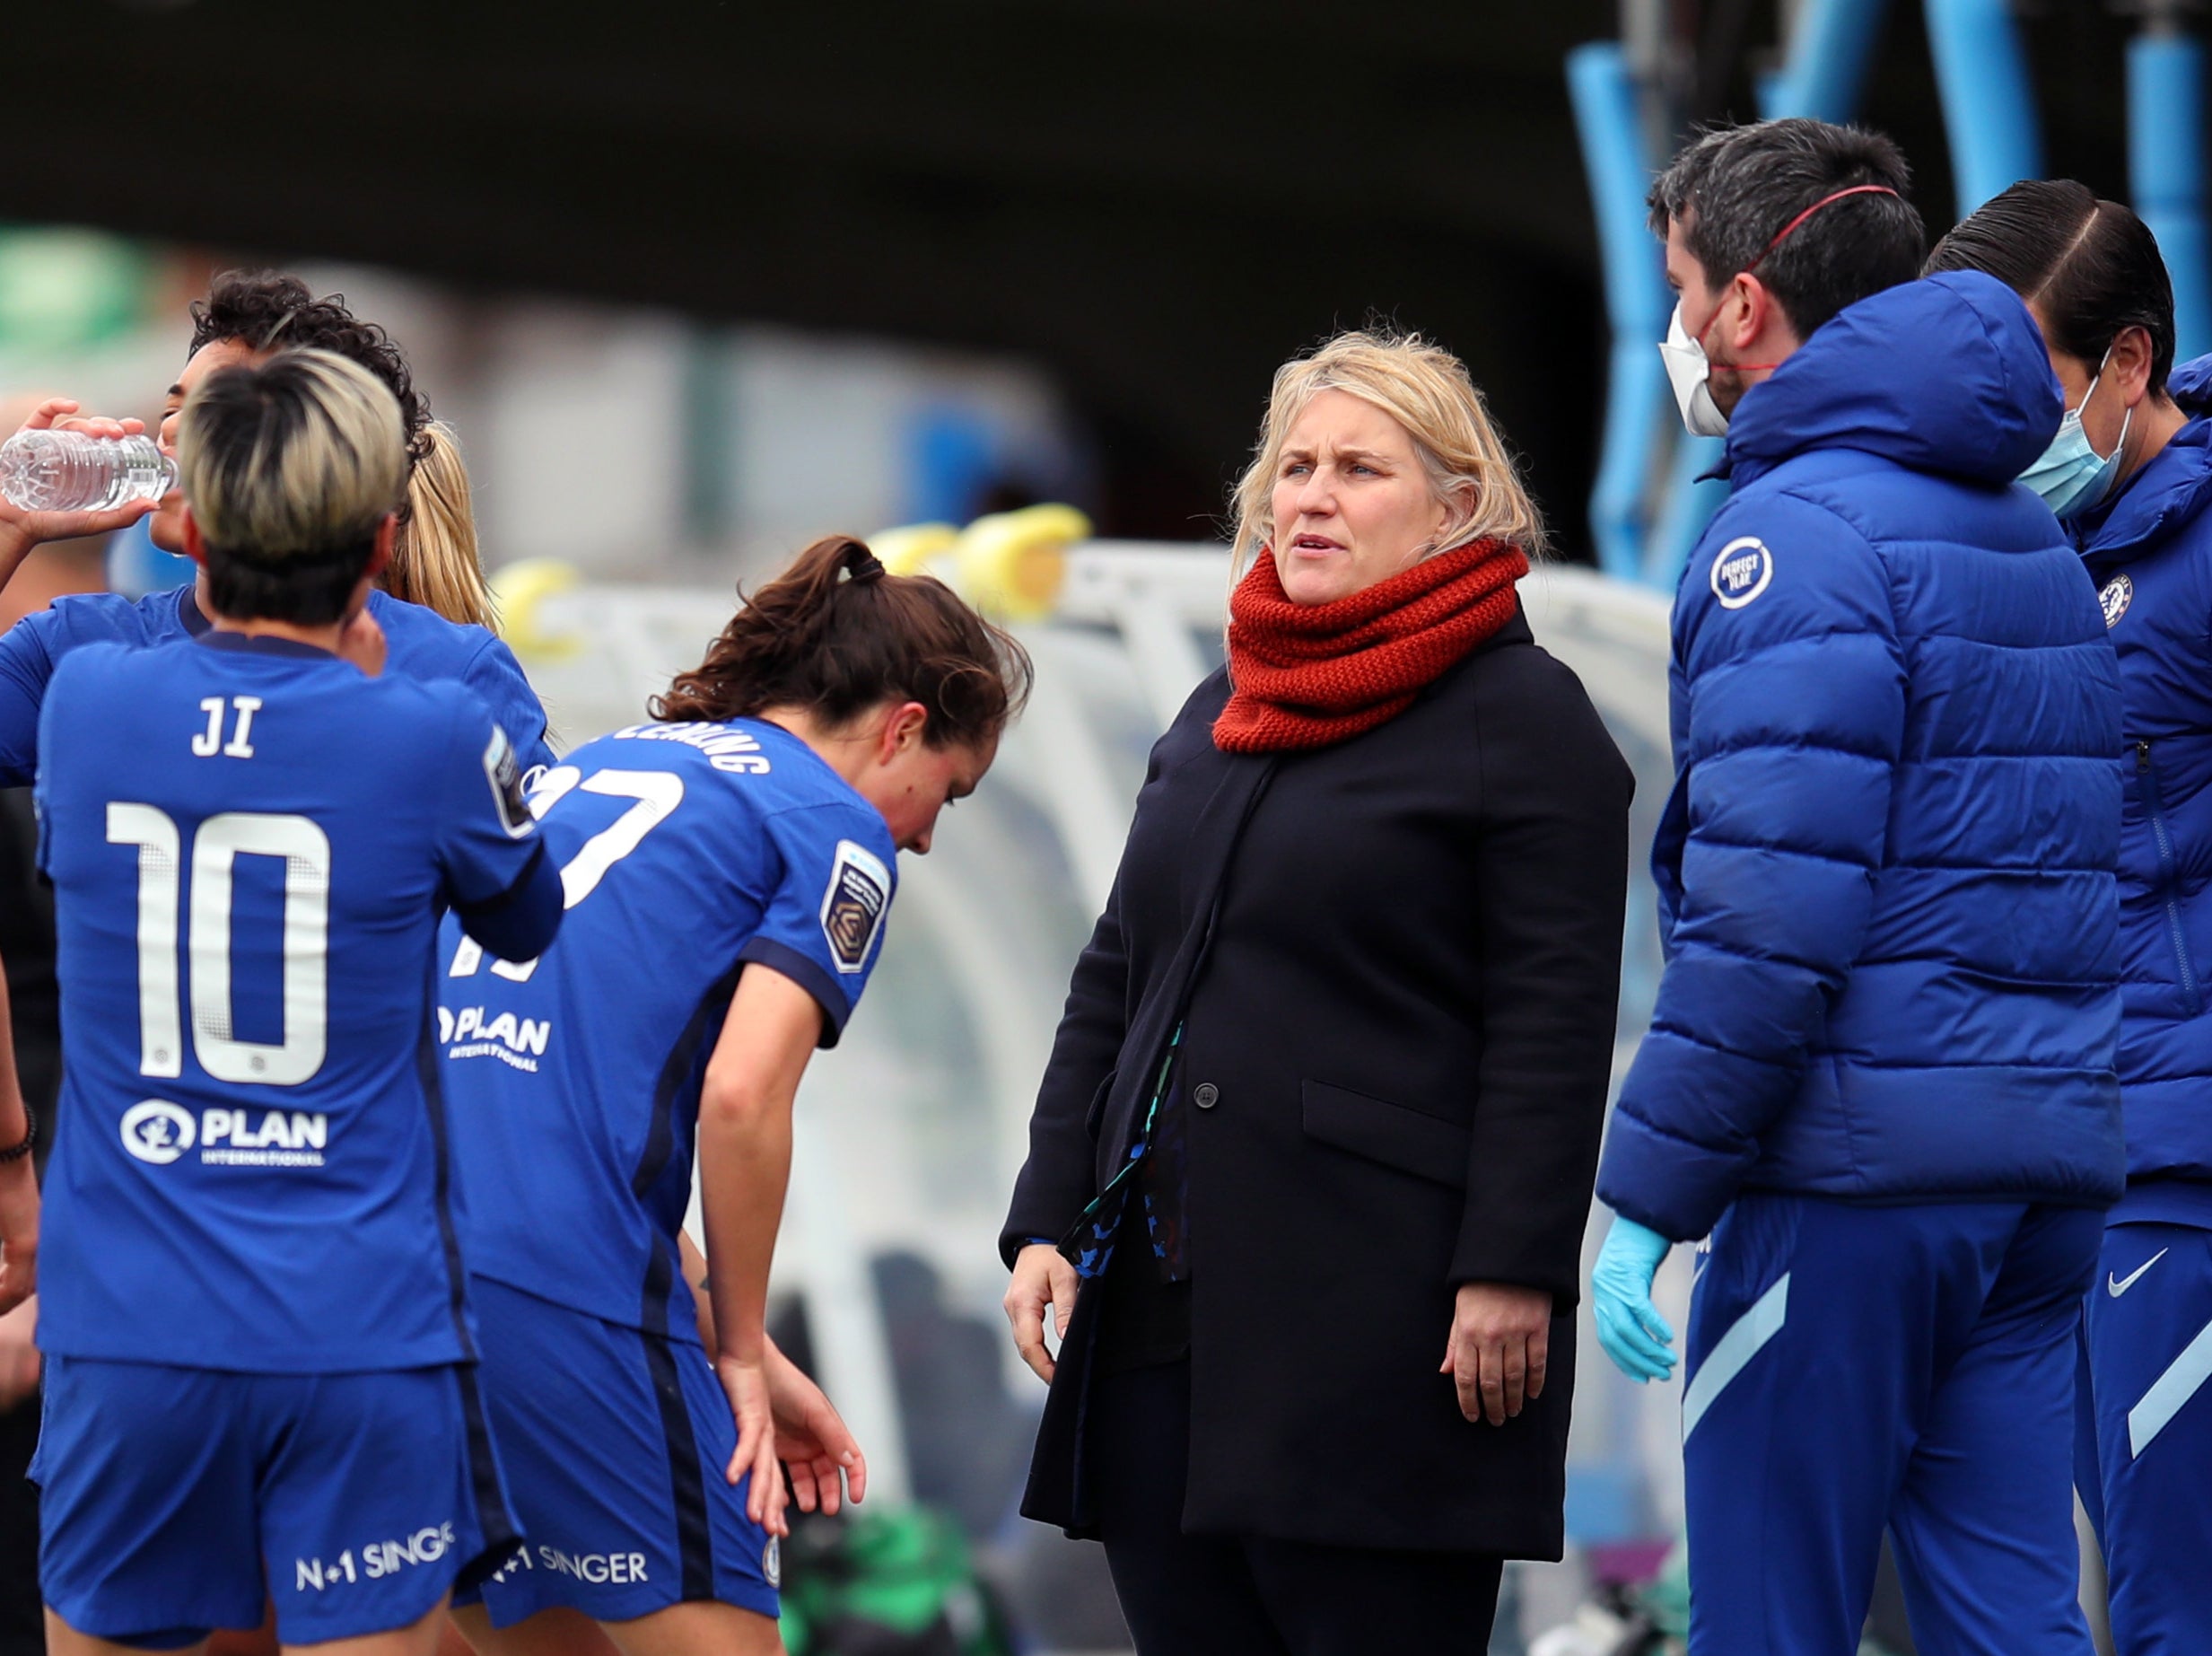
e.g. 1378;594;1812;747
713;1353;789;1538
0;1155;33;1316
0;399;158;583
1003;1242;1078;1384
764;1339;868;1515
1440;1281;1552;1425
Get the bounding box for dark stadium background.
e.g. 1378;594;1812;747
0;0;2150;563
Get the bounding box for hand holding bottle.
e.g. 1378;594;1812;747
0;399;166;589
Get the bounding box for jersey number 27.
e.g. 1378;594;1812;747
447;766;684;983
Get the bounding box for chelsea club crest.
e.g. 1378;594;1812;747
2100;573;2134;628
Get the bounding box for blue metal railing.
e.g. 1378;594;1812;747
2131;27;2211;363
1568;42;1673;583
1924;0;2043;215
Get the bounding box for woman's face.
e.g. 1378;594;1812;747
849;705;996;856
2026;302;2136;461
1269;390;1455;606
152;337;264;553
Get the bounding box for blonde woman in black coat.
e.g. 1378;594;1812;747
1001;329;1633;1652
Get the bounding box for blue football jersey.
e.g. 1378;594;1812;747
0;583;554;787
33;634;550;1371
439;717;897;1345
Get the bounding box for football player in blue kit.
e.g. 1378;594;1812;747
436;535;1031;1656
0;269;553;788
30;349;564;1656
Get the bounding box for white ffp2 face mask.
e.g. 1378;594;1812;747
1659;301;1733;438
1651;185;1902;442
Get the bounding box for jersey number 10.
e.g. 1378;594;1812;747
106;802;330;1086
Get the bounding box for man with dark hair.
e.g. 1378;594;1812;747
1655;119;1925;343
1587;118;2126;1654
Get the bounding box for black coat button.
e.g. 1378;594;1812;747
1193;1082;1219;1109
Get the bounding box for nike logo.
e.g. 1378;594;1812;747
2109;1249;2171;1299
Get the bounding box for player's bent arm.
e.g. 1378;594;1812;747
451;839;562;962
695;965;819;1363
0;620;57;791
0;961;38;1314
696;961;822;1531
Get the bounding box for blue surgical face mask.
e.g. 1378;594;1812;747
2019;352;2134;521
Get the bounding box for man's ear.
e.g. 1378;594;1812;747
1733;271;1805;358
1725;273;1771;352
877;700;930;763
365;513;397;583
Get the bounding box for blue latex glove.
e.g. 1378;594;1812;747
1592;1215;1679;1383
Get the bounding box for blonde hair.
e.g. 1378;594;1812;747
384;422;500;629
179;346;407;563
1229;329;1547;574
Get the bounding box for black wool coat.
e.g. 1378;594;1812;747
1001;609;1634;1557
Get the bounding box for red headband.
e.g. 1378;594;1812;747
1753;184;1902;267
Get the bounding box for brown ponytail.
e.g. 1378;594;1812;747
380;422;499;628
651;535;1033;749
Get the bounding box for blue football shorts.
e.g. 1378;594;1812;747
32;1354;520;1647
454;1275;779;1625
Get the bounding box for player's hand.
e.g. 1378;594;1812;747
764;1340;867;1515
1591;1214;1679;1383
0;1152;37;1317
714;1352;790;1538
1441;1281;1551;1425
1003;1242;1078;1384
0;399;159;582
0;1296;37;1413
336;605;387;678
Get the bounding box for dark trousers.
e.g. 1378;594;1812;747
1090;1360;1503;1655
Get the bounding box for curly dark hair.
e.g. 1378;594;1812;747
652;534;1033;749
188;270;432;464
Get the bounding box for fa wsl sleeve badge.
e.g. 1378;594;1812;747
820;840;892;974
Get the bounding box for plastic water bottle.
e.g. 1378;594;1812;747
0;430;175;513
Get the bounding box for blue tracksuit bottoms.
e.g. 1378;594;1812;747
2077;1218;2212;1655
1683;1195;2101;1656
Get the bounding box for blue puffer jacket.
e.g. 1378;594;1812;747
1597;271;2127;1243
2072;355;2212;1194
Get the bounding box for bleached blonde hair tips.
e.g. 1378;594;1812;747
178;346;407;561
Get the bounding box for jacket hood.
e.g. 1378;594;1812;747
1724;270;2063;490
2075;351;2212;565
2169;352;2212;413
